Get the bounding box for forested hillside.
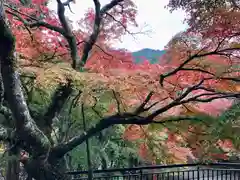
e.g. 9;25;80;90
132;48;166;64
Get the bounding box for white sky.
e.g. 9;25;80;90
48;0;188;51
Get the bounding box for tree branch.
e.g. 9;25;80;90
80;0;124;67
100;0;124;14
134;91;154;114
180;68;240;82
5;9;66;35
105;12;139;36
6;2;80;70
159;47;240;86
181;92;240;103
49;91;154;159
41;79;73;144
47;89;178;158
79;0;101;67
49;76;240;159
56;0;80;69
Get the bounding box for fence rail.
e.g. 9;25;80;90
67;163;240;180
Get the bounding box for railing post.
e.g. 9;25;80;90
197;166;200;180
140;169;143;180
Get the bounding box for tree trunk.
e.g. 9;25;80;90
6;160;19;180
81;104;93;180
21;154;72;180
6;144;20;180
23;158;70;180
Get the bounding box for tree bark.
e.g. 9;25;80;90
23;161;69;180
22;150;71;180
6;145;20;180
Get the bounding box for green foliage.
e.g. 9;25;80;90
68;125;141;170
219;102;240;122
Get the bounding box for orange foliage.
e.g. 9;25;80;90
123;125;146;140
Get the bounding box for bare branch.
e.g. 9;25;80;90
68;90;82;116
44;80;73;123
5;9;66;35
134;91;154;114
47;91;176;158
105;12;132;35
62;0;75;13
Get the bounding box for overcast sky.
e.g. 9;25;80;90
48;0;188;51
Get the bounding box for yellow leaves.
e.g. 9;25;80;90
230;43;240;49
79;93;97;107
214;80;239;93
0;143;5;153
20;61;110;92
182;104;210;116
236;84;240;92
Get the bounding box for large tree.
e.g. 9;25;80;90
0;0;239;179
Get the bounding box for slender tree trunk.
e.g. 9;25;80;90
81;104;93;180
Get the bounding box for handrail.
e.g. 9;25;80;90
66;162;240;175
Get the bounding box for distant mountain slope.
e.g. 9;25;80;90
132;48;166;64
